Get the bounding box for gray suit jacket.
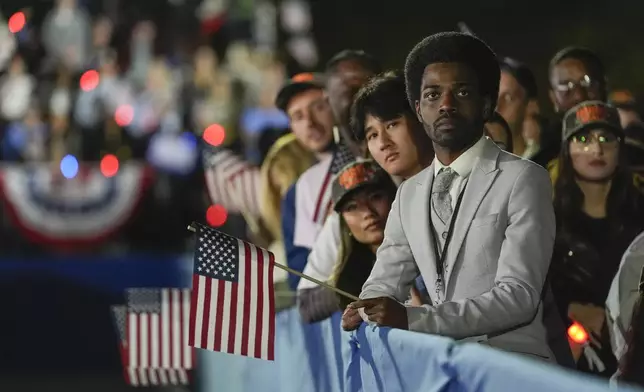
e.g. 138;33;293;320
360;138;556;359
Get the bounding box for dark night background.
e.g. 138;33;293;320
3;0;644;108
308;0;644;113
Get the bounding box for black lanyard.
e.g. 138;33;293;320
428;186;466;286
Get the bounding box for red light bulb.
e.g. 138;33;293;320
100;154;119;178
206;205;228;227
203;124;226;147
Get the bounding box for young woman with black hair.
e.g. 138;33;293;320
550;101;644;377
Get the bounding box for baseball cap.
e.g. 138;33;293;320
332;160;393;212
609;89;637;110
562;101;623;141
274;72;326;113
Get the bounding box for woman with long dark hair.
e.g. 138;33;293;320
327;161;397;308
297;160;397;321
550;101;644;377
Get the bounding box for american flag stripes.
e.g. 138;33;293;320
110;289;194;387
126;288;194;371
189;223;276;360
203;148;261;217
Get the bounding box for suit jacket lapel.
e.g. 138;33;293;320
414;163;440;294
444;139;500;288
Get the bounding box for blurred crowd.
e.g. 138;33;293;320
0;0;295;254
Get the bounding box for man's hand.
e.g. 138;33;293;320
341;306;362;331
350;297;408;330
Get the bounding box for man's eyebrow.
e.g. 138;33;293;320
421;81;475;89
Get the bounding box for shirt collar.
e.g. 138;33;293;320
434;136;487;178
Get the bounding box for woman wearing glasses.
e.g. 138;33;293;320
550;101;644;377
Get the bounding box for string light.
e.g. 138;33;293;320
203;124;225;146
80;70;100;92
100;154;119;178
60;155;79;179
8;12;26;34
115;105;134;127
206;205;228;227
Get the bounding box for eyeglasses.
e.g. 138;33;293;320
555;75;597;93
570;132;620;147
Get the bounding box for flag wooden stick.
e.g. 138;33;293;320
187;224;359;301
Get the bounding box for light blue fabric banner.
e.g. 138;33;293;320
199;308;352;392
199;308;642;392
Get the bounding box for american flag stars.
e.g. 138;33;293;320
197;229;239;283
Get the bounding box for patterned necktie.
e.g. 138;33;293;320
432;167;458;224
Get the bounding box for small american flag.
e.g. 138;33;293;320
110;305;129;375
203;148;261;217
188;223;275;360
313;138;356;223
329;138;357;176
124;288;194;387
111;304;191;387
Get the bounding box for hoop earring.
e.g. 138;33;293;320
333;126;341;144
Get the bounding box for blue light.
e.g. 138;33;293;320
180;132;197;149
60;154;79;179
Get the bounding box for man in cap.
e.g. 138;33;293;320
281;51;380;289
609;90;641;130
203;72;333;225
277;73;338;289
343;32;556;361
274;72;336;157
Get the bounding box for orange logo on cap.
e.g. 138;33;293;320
576;105;607;124
292;73;314;82
338;164;375;190
610;90;634;104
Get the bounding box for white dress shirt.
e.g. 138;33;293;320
294;155;333;249
433;136;487;206
297;211;341;290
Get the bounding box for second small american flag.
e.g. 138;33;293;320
188;223;275;360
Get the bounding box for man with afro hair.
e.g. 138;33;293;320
343;32;557;362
